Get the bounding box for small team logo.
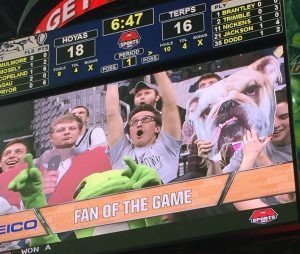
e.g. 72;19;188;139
118;30;141;50
249;208;278;225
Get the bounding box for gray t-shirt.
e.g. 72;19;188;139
223;142;292;173
107;130;183;183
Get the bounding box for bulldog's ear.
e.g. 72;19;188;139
250;55;283;86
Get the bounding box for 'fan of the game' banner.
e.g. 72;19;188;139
0;162;294;243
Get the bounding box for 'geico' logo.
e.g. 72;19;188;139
0;219;38;234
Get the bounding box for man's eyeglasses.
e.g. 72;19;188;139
129;115;156;126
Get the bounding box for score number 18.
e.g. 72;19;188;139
56;40;95;65
67;44;84;58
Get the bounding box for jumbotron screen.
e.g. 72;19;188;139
0;0;299;253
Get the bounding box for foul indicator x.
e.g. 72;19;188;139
88;64;94;71
198;39;203;46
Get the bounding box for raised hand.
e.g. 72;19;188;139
8;154;47;209
122;156;161;189
242;129;271;160
239;129;272;171
196;140;212;159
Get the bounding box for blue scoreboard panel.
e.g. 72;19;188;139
0;0;284;102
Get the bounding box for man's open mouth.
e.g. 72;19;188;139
137;130;144;136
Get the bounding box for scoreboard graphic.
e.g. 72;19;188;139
0;0;284;102
0;0;299;254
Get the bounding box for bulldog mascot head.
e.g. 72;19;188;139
187;56;282;160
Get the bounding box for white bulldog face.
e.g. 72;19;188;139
187;56;282;159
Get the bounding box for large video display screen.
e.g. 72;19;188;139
0;44;297;254
0;0;298;253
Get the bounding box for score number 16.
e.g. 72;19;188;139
162;14;203;40
174;20;192;34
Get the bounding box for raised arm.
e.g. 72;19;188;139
153;72;181;139
105;84;125;148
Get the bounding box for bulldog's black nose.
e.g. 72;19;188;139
219;100;238;114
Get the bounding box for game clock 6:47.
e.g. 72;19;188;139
102;9;154;35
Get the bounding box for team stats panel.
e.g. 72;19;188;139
0;0;284;101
